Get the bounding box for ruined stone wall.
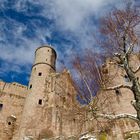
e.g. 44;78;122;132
0;81;28;140
0;44;139;140
96;53;140;140
16;70;81;140
11;68;95;140
0;46;97;140
36;70;96;140
0;81;28;97
44;71;83;137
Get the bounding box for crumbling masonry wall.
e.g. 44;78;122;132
0;81;28;140
96;54;140;140
0;46;140;140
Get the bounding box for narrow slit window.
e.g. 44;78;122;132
0;104;3;111
29;84;32;89
38;99;42;105
38;72;42;76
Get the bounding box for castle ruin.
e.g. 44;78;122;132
0;46;140;140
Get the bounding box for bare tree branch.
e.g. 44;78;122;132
104;84;132;91
125;43;135;56
133;65;140;73
90;113;138;122
71;3;140;129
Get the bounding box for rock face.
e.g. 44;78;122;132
0;45;140;140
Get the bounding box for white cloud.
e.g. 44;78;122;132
11;0;125;32
0;0;126;78
45;0;111;31
40;0;126;31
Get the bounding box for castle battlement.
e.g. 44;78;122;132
0;81;28;98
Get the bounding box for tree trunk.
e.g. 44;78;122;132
123;55;140;127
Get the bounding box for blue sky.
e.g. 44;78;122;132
0;0;138;85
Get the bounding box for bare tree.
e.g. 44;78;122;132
72;2;140;128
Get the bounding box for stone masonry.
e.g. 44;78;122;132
0;46;140;140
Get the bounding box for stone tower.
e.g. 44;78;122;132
17;46;57;140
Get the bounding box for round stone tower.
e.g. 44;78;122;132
28;45;56;92
17;46;57;140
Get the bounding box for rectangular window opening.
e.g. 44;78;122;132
38;72;42;76
29;84;32;89
0;104;3;110
38;99;42;105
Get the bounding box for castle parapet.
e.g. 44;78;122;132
0;81;28;98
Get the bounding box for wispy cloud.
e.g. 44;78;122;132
0;0;127;84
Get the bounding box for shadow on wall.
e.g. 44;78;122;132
38;129;54;140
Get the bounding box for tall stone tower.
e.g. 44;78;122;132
17;46;57;140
